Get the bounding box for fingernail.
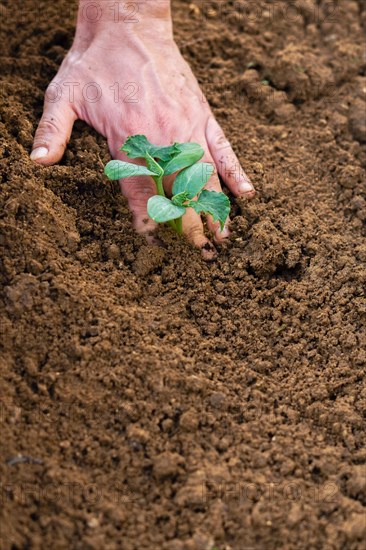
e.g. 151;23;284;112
238;180;254;194
30;147;48;161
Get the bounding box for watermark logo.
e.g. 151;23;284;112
0;481;138;506
202;481;340;504
44;81;141;104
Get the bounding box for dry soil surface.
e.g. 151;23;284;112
1;1;366;549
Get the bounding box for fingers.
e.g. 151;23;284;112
119;176;158;241
120;175;217;258
113;146;158;239
200;157;231;243
121;176;217;259
182;208;217;261
31;94;77;166
206;115;255;198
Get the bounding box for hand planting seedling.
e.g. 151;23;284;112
104;135;230;235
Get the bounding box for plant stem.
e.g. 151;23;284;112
175;216;183;235
155;176;165;197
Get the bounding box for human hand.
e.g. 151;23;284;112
31;1;255;258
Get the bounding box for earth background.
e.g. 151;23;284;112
0;0;365;549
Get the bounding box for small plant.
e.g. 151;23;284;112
104;135;230;235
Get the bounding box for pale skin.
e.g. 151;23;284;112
31;0;255;259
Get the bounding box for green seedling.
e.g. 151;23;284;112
104;134;230;235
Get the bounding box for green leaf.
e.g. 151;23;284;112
120;136;205;176
147;196;186;223
146;153;164;178
104;160;158;180
121;135;178;161
160;143;204;175
172;191;190;207
189;190;230;230
120;135;150;157
173;162;214;198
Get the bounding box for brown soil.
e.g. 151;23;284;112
1;1;366;549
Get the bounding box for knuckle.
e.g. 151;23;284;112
215;133;231;149
124;190;151;210
126;196;148;210
37;115;61;136
186;223;203;241
210;124;231;151
124;183;154;202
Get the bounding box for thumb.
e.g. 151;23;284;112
31;97;77;165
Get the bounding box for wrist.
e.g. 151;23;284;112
74;1;173;47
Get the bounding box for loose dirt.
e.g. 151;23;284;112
1;1;365;549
